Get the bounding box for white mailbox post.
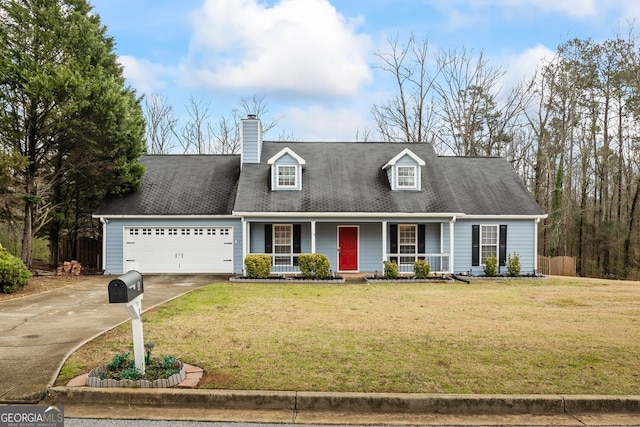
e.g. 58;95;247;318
107;270;146;374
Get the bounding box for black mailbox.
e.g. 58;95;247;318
108;270;144;303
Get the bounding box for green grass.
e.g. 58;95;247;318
58;277;640;394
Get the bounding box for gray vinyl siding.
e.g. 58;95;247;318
241;119;261;164
386;155;422;191
249;222;312;254
385;221;449;254
103;218;242;274
271;153;303;191
453;219;537;275
313;223;336;268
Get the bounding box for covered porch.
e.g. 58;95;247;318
240;216;456;275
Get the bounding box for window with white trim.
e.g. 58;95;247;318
397;166;417;189
273;224;293;266
481;225;498;264
399;224;417;265
277;165;297;188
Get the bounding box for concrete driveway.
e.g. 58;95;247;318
0;274;217;403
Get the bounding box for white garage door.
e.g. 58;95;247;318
124;227;233;273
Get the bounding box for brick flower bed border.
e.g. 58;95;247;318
86;362;186;388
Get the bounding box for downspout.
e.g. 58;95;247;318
99;217;108;273
449;216;456;273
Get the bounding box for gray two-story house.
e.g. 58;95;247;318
94;115;547;276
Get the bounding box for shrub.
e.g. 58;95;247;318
298;253;330;279
413;259;431;279
507;253;521;276
0;247;31;294
107;352;132;371
483;255;498;277
384;260;398;279
244;254;272;279
120;366;143;381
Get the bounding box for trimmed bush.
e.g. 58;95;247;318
244;254;272;279
383;260;398;279
0;246;31;294
413;259;431;279
507;253;521;276
483;255;498;277
298;253;330;279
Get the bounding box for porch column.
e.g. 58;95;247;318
311;220;316;253
242;219;248;275
449;217;456;273
382;220;387;266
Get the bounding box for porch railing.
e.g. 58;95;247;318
250;253;451;275
386;253;450;274
268;254;302;275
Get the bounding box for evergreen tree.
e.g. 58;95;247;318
0;0;145;268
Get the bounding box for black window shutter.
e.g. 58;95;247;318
418;224;426;254
389;224;398;254
264;224;272;253
293;224;301;253
472;225;480;266
499;224;507;266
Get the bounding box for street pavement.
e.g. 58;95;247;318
0;274;213;403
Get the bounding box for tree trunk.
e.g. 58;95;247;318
623;176;640;276
49;219;60;268
21;202;33;269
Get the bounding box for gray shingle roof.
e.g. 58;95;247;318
234;142;461;213
95;143;544;217
439;156;545;216
95;155;240;216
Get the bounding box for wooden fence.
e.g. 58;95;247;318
537;255;576;276
59;237;101;270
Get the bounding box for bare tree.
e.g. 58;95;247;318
371;33;440;143
433;48;517;156
175;97;213;154
143;93;178;154
177;94;283;154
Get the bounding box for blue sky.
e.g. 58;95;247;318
89;0;640;142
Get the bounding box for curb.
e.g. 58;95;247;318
44;388;640;416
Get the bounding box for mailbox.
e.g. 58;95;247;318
108;270;144;303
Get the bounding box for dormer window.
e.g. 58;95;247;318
397;166;417;189
268;147;306;191
277;165;297;188
382;148;425;191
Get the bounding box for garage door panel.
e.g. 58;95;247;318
124;227;234;273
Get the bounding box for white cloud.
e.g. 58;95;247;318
502;44;556;90
118;55;170;94
278;105;372;141
181;0;372;96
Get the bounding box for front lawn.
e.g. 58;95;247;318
57;277;640;394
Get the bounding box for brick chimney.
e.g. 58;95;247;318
240;114;262;165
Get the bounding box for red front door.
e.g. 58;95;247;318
338;226;358;271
